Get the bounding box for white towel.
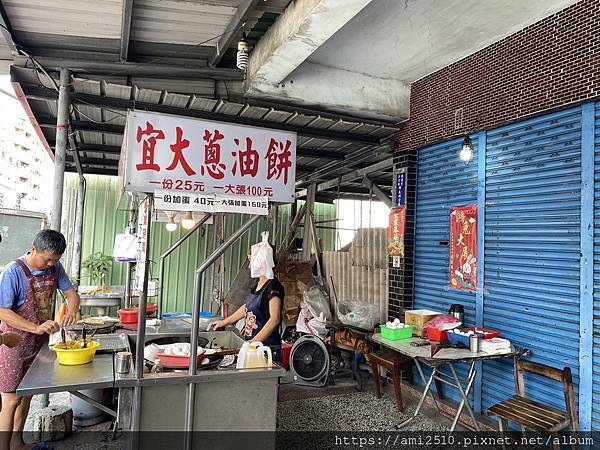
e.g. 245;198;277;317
480;337;511;353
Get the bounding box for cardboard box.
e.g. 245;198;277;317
405;310;442;336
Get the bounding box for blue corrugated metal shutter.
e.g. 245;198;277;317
482;107;582;413
413;136;479;402
593;101;600;431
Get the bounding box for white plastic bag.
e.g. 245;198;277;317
113;232;138;261
250;231;275;279
303;281;332;322
336;300;379;330
295;306;313;335
307;312;329;338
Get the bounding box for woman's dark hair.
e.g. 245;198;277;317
33;230;67;256
269;243;277;266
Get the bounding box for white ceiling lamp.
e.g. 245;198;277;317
236;32;249;72
165;213;177;232
181;211;196;230
460;135;474;164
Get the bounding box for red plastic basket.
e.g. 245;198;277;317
464;328;499;339
427;328;448;342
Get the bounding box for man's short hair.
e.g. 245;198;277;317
33;230;67;256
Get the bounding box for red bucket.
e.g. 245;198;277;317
281;342;292;370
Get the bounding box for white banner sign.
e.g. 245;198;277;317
121;110;297;203
154;190;269;215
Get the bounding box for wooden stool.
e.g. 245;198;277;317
367;349;415;411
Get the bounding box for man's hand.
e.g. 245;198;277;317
34;320;60;335
0;333;23;348
60;310;77;327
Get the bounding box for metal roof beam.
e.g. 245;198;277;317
0;1;17;56
24;85;382;144
14;56;244;81
120;0;134;62
209;0;260;67
78;144;121;154
295;157;393;198
362;175;392;208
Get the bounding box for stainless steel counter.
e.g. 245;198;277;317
17;345;116;396
16;321;279;396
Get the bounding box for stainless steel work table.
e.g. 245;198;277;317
371;333;527;431
17;345;116;396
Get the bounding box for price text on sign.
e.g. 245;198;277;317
122;110;297;203
449;205;478;291
154;190;269;215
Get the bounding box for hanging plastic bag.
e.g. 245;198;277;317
250;231;275;279
113;231;138;262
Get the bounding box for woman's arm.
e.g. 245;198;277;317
211;304;246;330
251;297;281;343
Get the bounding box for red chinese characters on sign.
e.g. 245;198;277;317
136;122;164;171
166;127;195;176
201;129;226;179
387;207;406;256
449;205;478;291
125;110;296;202
265;138;293;185
232;137;259;177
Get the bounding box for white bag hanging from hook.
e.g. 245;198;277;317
250;231;275;279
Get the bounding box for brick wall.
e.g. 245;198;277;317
387;149;417;320
390;0;600;314
396;0;600;152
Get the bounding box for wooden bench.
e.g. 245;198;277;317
488;360;579;450
367;349;415;411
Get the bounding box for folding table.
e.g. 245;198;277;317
371;334;527;431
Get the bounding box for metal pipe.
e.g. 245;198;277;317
50;69;71;231
132;196;153;433
185;214;262;438
157;214;211;318
124;262;133;309
44;68;71;409
70;176;86;285
271;205;278;243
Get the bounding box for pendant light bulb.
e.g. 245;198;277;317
165;215;177;232
236;32;249;72
181;212;196;230
460;135;474;163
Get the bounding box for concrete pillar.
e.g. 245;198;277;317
50;69;71;231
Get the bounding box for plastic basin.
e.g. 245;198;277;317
380;324;413;340
52;341;100;365
427;328;448;342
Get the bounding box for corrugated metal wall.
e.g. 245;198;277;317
413;136;479;403
323;228;389;322
414;136;479;327
412;104;599;427
593;102;600;431
64;175;336;314
482;107;582;412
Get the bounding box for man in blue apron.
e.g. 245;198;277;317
212;233;284;363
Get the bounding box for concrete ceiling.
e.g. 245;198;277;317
245;0;580;121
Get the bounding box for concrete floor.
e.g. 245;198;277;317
21;370;467;448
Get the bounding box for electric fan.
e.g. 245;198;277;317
289;335;330;387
